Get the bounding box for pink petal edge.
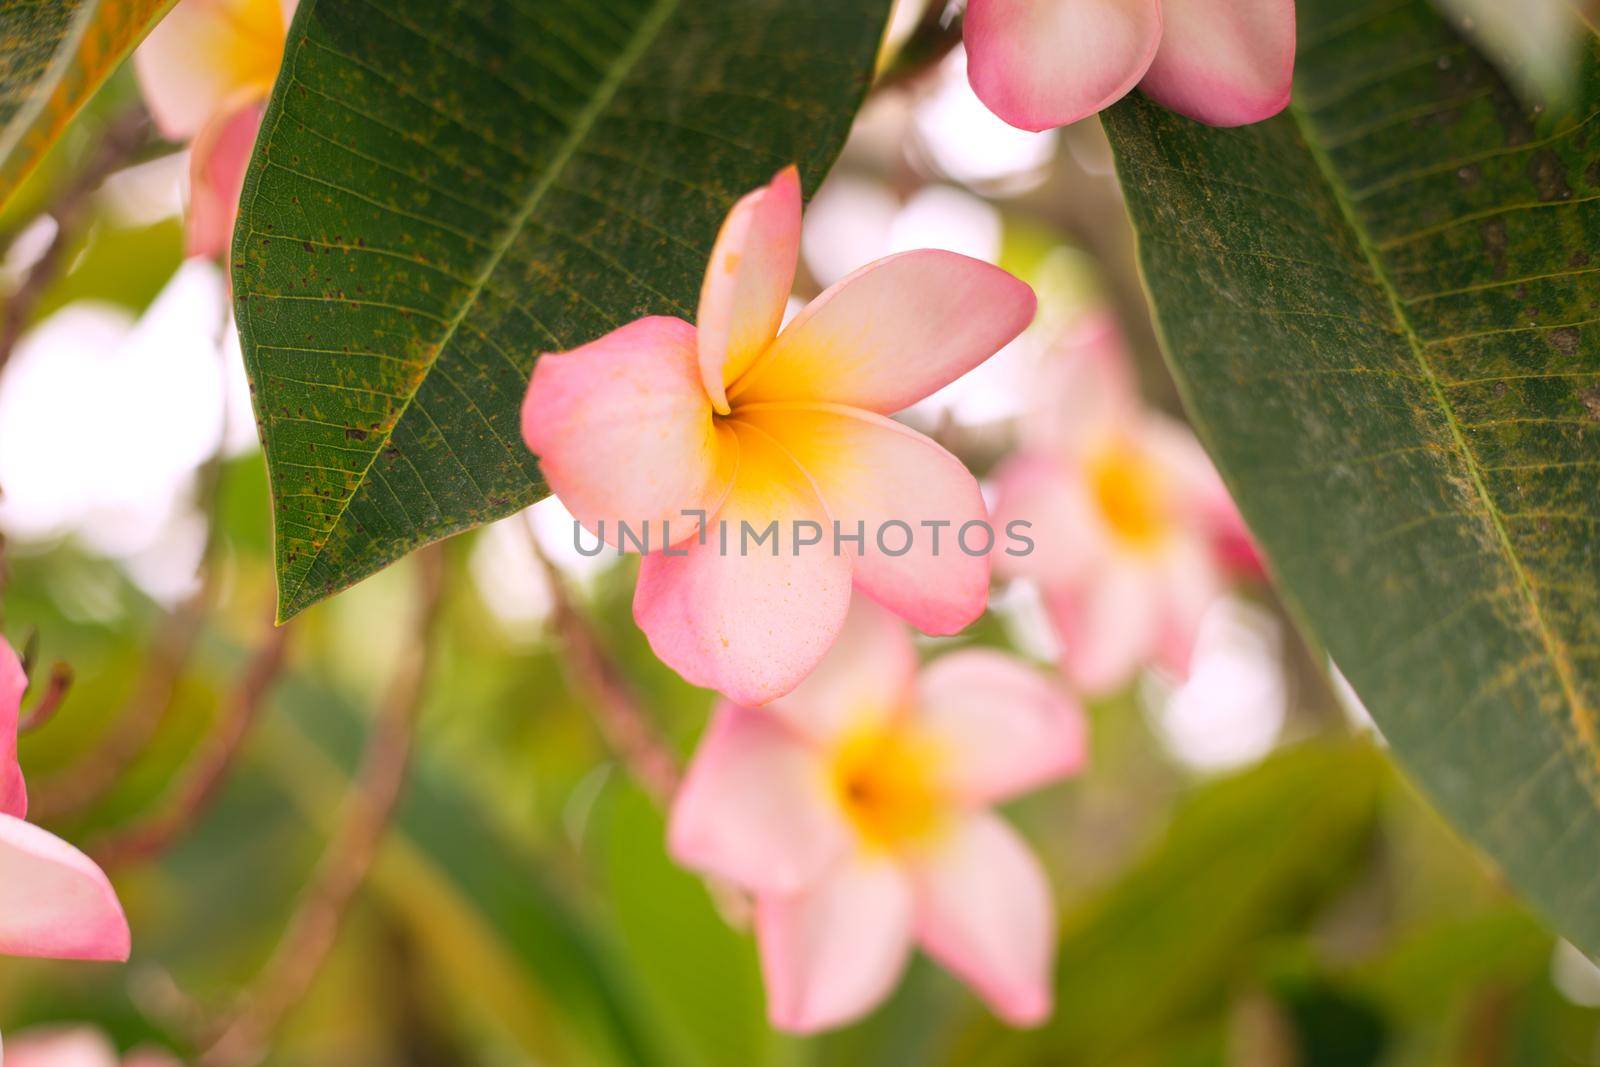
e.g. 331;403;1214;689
964;0;1164;132
0;814;130;962
914;649;1087;804
1139;0;1295;126
1;637;26;819
738;403;991;637
698;165;803;413
185;102;263;259
910;811;1055;1027
667;703;850;895
522;316;735;551
764;599;919;747
632;421;853;706
756;856;916;1033
730;250;1036;416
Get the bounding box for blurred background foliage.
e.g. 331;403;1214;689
1;3;1599;1065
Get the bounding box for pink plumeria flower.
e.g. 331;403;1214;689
992;314;1248;695
133;0;296;258
964;0;1296;132
0;638;131;968
669;602;1085;1032
3;1027;180;1067
522;167;1035;705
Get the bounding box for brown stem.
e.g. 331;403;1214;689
198;546;447;1067
18;661;73;733
30;583;214;820
91;614;293;869
0;106;153;376
526;533;680;805
1459;984;1514;1067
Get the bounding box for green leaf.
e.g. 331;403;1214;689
595;781;785;1067
234;0;889;620
1430;0;1596;109
0;0;174;209
1101;1;1600;958
33;216;184;322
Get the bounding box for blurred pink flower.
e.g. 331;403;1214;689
523;167;1035;705
992;314;1254;695
3;1027;180;1067
133;0;295;258
669;603;1085;1032
0;639;131;964
964;0;1295;132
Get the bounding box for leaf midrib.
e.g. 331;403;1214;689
1285;98;1597;766
271;0;683;619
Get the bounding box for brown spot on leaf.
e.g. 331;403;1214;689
1482;218;1508;278
1548;327;1582;356
1580;386;1600;421
1527;149;1573;202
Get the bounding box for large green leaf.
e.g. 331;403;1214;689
595;782;783;1067
234;0;889;620
0;0;174;209
1102;2;1600;955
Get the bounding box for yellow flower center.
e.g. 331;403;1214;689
220;0;289;100
830;722;945;850
1087;438;1168;552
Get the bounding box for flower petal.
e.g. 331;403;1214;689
523;316;737;549
914;650;1086;804
133;0;288;140
0;814;130;961
1143;414;1265;579
756;855;915;1033
3;1027;122;1067
633;422;852;705
669;703;850;895
909;811;1054;1026
1020;311;1141;458
964;0;1163;132
186;103;263;259
1140;0;1295;126
697;166;802;414
989;452;1102;589
1;638;25;819
765;599;918;746
729;251;1035;415
1151;534;1226;678
741;403;989;635
1044;561;1164;695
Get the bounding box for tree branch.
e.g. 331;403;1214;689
527;533;680;805
198;546;447;1067
0;105;153;376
